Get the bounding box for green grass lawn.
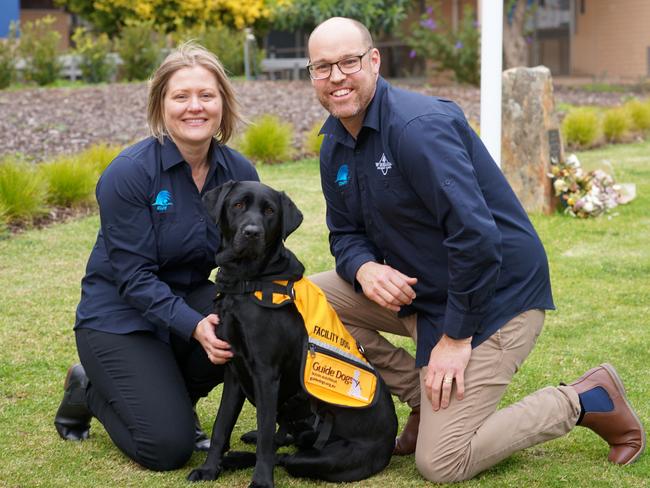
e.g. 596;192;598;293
0;142;648;487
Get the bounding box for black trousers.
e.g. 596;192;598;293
75;282;224;471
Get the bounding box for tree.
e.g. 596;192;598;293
503;0;537;69
56;0;281;36
272;0;410;35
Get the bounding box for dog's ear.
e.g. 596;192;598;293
279;191;303;240
202;180;237;225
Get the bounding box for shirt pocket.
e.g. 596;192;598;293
152;211;180;263
368;174;429;223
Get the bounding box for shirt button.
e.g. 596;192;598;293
444;178;452;186
199;217;205;222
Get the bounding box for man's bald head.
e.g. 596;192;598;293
308;17;374;59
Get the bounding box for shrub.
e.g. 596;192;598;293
239;115;294;164
0;201;7;236
78;142;122;176
116;21;163;81
405;2;480;85
0;158;47;223
39;155;96;207
176;26;250;76
624;99;650;133
0;22;18;89
561;108;600;148
303;120;325;156
17;16;62;86
72;27;114;83
602;107;630;142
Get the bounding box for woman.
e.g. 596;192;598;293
54;42;258;471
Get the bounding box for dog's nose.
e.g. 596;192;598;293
242;225;262;240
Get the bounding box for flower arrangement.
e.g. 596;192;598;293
548;154;632;218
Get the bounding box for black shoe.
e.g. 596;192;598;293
54;364;92;441
193;409;210;452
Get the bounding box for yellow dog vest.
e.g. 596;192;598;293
253;277;378;408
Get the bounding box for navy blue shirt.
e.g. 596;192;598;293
75;136;259;342
319;77;554;366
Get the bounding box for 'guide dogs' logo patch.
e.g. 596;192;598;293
375;153;392;176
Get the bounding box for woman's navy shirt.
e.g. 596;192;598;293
75;136;259;342
319;77;555;366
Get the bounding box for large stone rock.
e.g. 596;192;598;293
501;65;562;214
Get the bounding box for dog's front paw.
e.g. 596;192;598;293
187;465;222;482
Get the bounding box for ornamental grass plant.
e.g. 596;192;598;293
561;107;600;148
0;157;47;223
238;114;294;164
602;107;631;143
0;201;7;236
78;142;123;176
623;98;650;133
302;119;326;157
39;155;97;207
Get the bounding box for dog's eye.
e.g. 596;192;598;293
233;202;244;209
264;207;274;215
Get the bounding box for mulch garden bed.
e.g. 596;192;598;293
0;79;638;163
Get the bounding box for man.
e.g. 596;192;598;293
307;17;645;482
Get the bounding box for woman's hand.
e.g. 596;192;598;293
192;314;233;365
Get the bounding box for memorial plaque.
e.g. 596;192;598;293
548;129;561;164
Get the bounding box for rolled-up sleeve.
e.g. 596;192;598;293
396;114;502;339
96;157;203;341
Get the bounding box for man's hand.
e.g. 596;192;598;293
424;334;472;411
356;261;417;312
192;314;233;365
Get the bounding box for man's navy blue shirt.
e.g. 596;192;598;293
319;77;554;366
75;136;259;342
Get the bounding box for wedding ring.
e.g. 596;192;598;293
443;376;453;384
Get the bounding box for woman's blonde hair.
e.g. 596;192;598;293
147;41;242;145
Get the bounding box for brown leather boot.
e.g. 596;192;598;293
568;363;645;465
393;406;420;456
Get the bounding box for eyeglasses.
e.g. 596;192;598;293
307;48;372;80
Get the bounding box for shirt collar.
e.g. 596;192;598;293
319;76;389;148
361;75;388;133
160;136;227;172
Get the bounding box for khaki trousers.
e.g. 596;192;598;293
310;270;581;482
309;270;421;408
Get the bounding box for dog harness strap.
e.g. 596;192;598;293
312;411;334;451
308;399;334;451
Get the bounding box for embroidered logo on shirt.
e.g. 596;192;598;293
336;164;350;187
375;153;392;176
152;190;174;212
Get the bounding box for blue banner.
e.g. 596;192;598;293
1;0;20;38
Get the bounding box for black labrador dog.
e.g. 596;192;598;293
188;181;396;488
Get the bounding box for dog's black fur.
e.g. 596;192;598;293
188;181;397;488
